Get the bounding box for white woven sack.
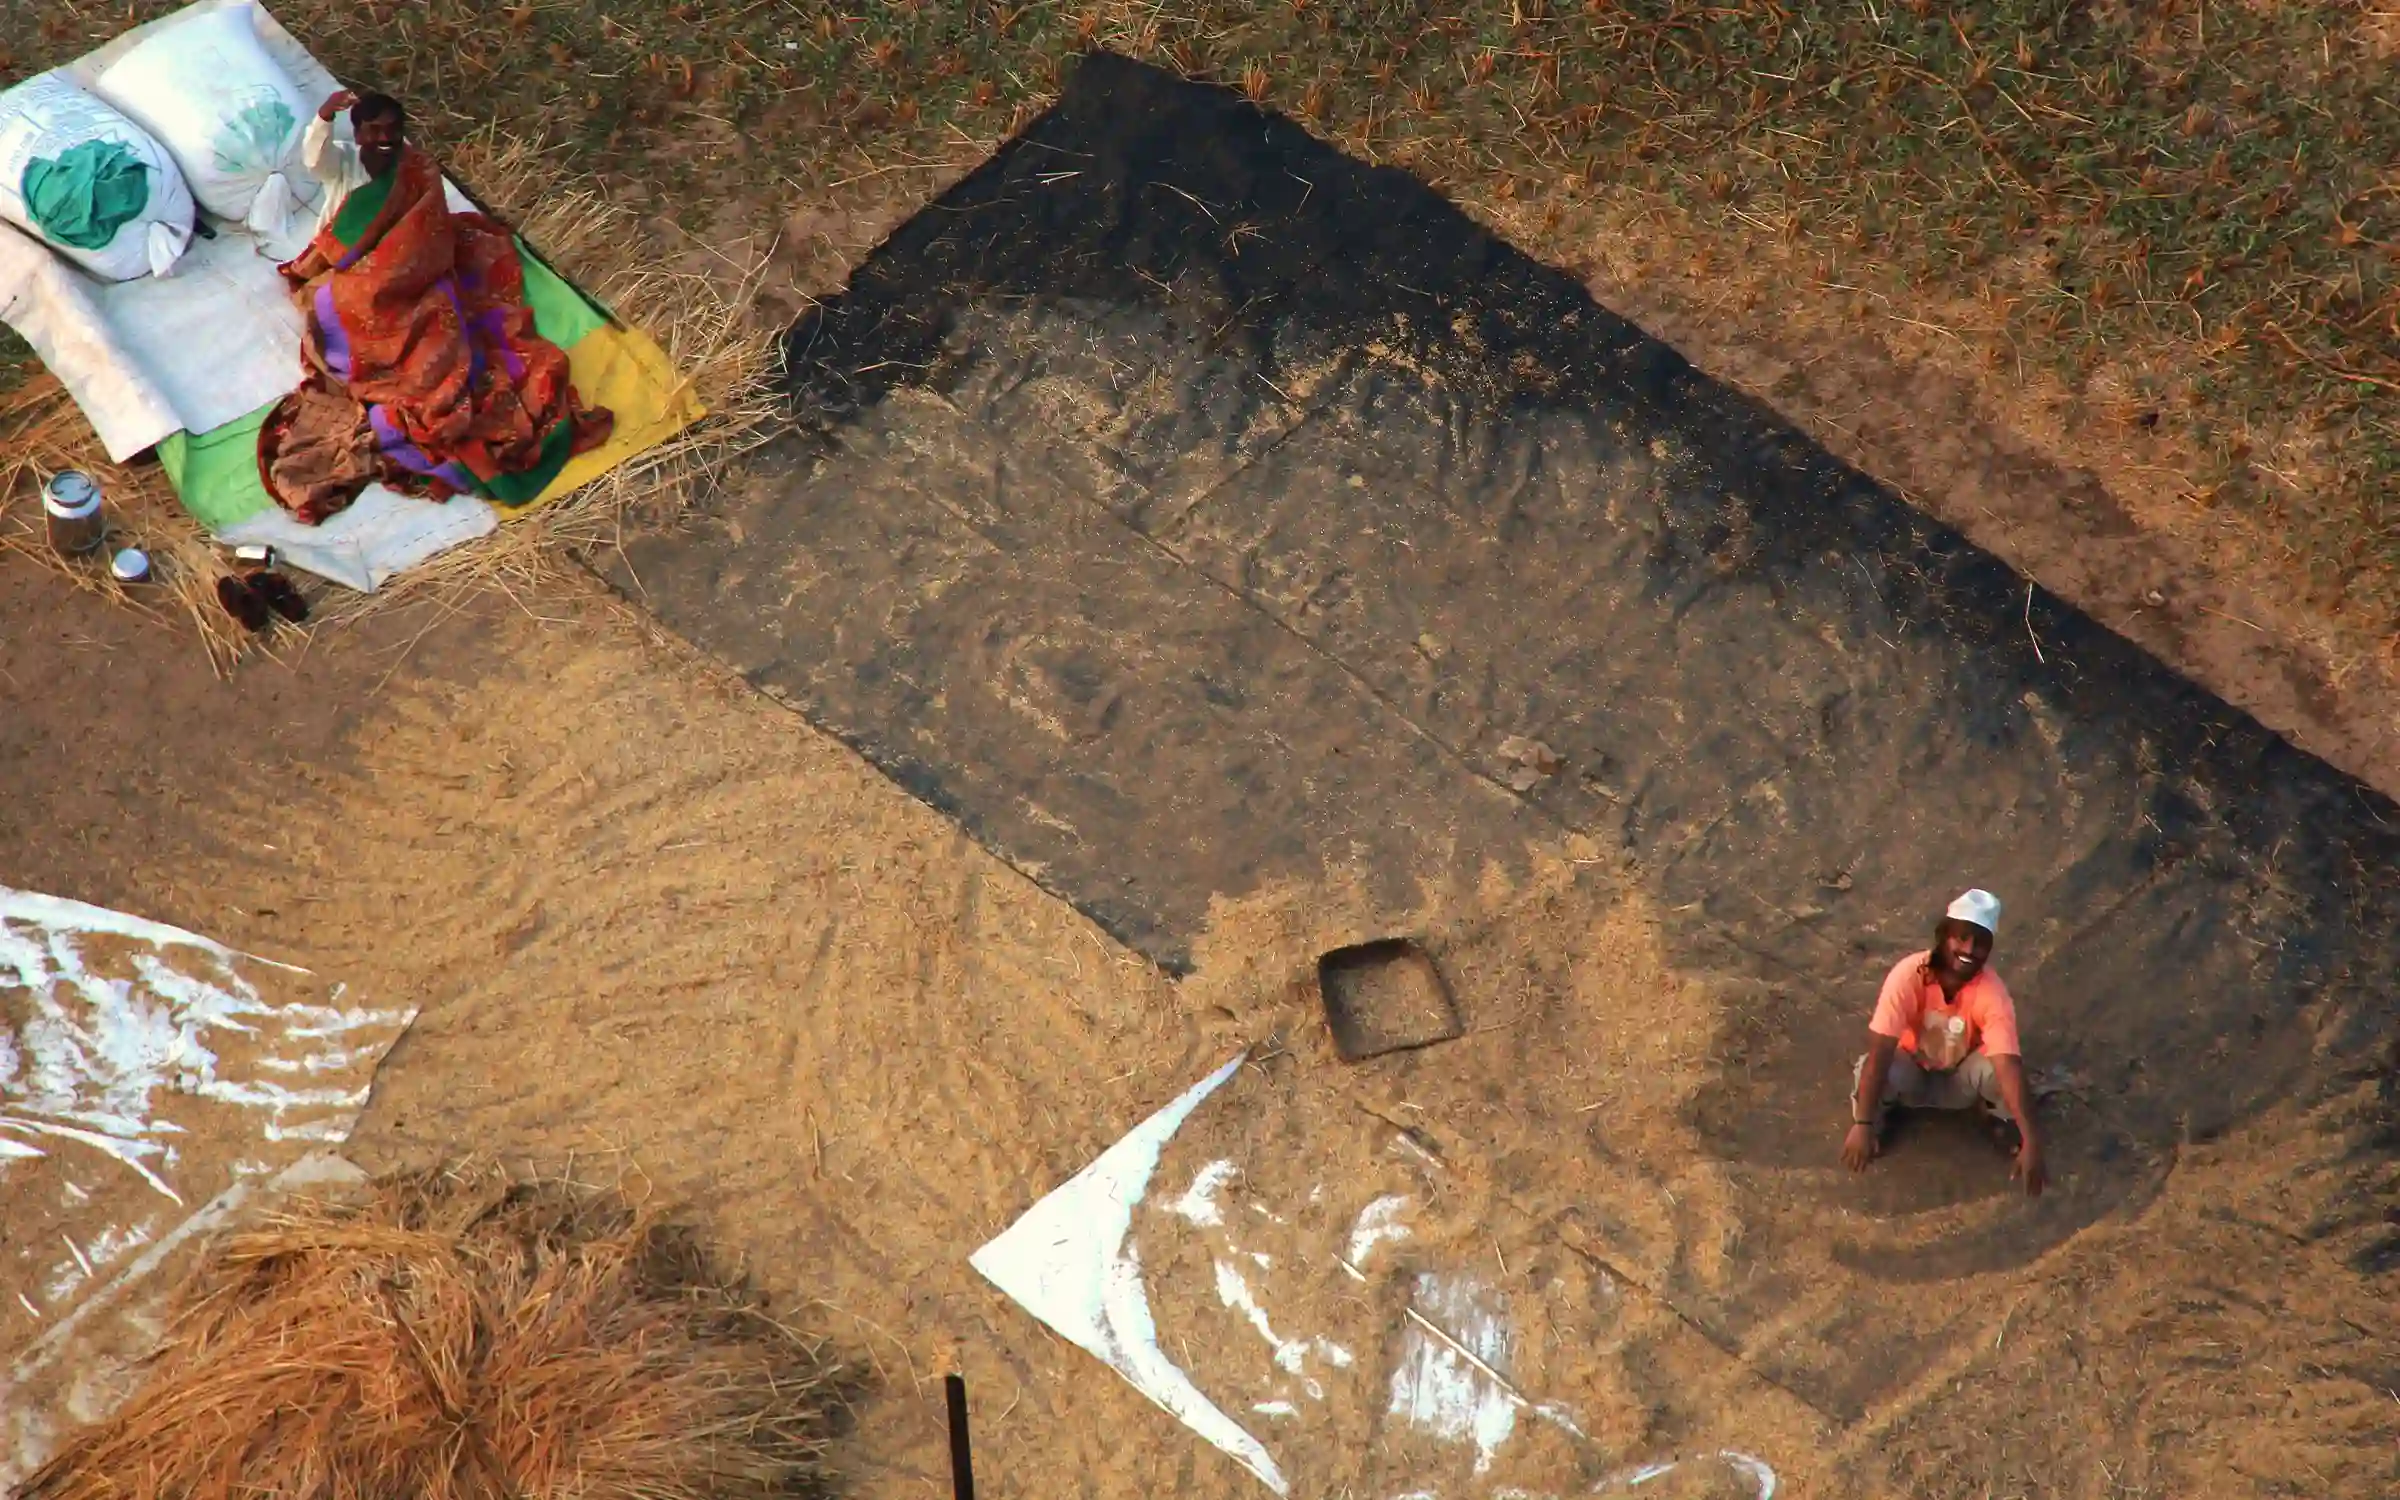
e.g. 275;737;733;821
92;1;320;239
0;74;194;282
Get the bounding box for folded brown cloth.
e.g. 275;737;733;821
260;376;377;524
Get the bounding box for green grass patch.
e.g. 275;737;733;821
7;0;2394;616
0;326;33;398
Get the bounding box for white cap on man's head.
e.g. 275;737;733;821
1946;888;2002;936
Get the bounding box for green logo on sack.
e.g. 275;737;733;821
212;95;298;175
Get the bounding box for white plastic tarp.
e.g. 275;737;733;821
0;885;414;1483
970;1056;1784;1498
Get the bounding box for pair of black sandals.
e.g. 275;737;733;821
216;570;310;633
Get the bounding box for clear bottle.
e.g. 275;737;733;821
43;471;106;557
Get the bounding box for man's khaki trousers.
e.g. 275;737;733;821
1852;1050;2012;1123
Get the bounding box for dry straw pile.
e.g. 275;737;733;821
0;131;776;671
16;1163;842;1500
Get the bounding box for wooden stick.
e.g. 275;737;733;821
945;1372;977;1500
1402;1305;1530;1410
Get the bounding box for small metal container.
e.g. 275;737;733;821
232;543;278;568
43;471;106;557
110;547;152;584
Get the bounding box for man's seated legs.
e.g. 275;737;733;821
1852;1050;2012;1126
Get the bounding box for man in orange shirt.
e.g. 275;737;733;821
1842;889;2046;1196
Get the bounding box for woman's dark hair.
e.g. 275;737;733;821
352;92;406;131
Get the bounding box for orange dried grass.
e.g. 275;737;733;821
18;1163;842;1500
0;373;249;666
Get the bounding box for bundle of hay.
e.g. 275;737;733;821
18;1164;842;1500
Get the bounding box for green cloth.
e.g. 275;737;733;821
476;414;578;507
328;167;395;247
518;239;609;348
157;404;274;531
479;245;606;506
156;240;607;528
22;139;150;251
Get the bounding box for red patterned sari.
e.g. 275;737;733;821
264;145;611;520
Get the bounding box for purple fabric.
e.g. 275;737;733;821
313;282;354;383
367;404;475;490
479;307;525;381
438;278;484;387
446;252;526;382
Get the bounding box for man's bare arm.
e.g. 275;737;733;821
1855;1033;1897;1119
1842;1033;1899;1172
302;96;358;183
1989;1052;2046;1196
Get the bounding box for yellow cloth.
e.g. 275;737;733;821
509;321;704;515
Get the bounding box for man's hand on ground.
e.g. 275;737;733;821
2012;1137;2047;1197
320;89;358;122
1841;1122;1879;1173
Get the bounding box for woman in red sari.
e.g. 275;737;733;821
265;92;611;520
